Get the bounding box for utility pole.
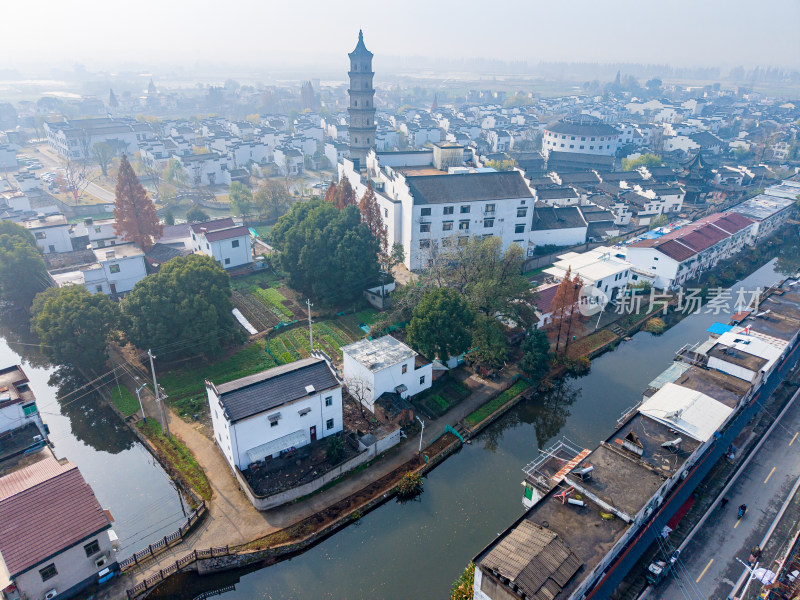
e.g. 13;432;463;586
148;349;169;438
135;383;147;423
416;415;425;459
306;299;314;351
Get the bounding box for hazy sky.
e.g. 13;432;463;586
5;0;799;72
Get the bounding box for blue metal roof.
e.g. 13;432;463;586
707;322;734;335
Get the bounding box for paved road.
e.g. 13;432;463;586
657;383;800;600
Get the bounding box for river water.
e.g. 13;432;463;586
151;259;785;600
0;319;187;559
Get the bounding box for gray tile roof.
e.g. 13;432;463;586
531;205;588;231
406;172;533;205
213;358;340;423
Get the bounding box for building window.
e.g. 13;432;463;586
442;221;453;231
95;285;103;293
484;218;494;228
40;564;58;582
420;207;431;216
402;364;408;374
326;418;334;430
192;233;196;240
84;540;101;557
419;223;430;233
460;205;470;214
325;396;333;407
580;145;584;149
224;258;231;265
35;231;46;239
459;220;470;230
485;203;495;213
517;208;527;218
109;264;120;273
515;224;525;234
569;145;574;149
384;209;388;217
270;420;279;427
232;240;240;248
206;243;210;249
443;206;454;215
419;375;425;385
94;226;102;233
420;239;431;248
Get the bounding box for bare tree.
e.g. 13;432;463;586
344;376;374;425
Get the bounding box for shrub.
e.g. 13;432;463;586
568;356;591;376
644;317;667;335
450;562;475;600
396;471;424;498
326;435;345;464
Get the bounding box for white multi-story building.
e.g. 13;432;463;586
207;356;343;471
51;243;147;297
190;218;253;269
43;117;141;160
542;114;620;158
23;214;72;254
727;193;796;240
339;151;536;270
341;335;432;413
177;152;231;187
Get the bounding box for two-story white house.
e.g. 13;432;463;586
79;217;121;249
544;246;633;303
0;457;118;600
189;218;253;269
341;335;433;412
23;215;72;254
207;356;343;471
51;243;147;297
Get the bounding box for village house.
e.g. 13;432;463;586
206;356;343;472
727;193;795;240
341;335;432;413
189;218;253;269
23;214;72;254
51;243;147;297
273;147;305;176
0;365;44;442
0;457;118;600
545;246;633;303
177;152;231;187
530;204;588;249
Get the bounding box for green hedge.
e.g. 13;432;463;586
466;381;531;427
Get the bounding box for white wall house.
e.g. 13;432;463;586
23;215;72;254
81;217;121;249
207;356;343;471
544;246;632;302
530;205;588;249
190;218;253;269
0;458;118;600
177;152;231;187
0;365;43;436
341;335;433;412
51;243;147;297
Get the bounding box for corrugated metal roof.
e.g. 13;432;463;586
0;458;110;576
214;358;340;423
638;383;733;442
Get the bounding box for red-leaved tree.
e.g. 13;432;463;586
359;183;387;253
113;154;163;251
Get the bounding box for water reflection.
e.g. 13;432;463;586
0;309;50;369
49;367;135;454
520;379;580;449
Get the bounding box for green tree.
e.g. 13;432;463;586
450;563;475;600
91;142;115;177
122;254;242;357
484;159;517;171
163;209;175;226
165;158;188;186
185;205;210;223
31;286;121;371
0;222;49;309
621;153;662;171
113;154;163;250
269;199;380;305
406;288;474;361
229;181;253;217
650;214;669;230
253;180;292;221
468;314;508;369
520;328;552;384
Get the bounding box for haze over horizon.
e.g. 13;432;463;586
5;0;800;76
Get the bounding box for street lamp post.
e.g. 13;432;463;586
416;415;425;459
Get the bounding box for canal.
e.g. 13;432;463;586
0;316;188;560
154;259;786;600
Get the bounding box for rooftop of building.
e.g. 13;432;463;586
531;204;587;231
0;365;34;408
546;247;631;282
728;193;794;222
341;335;417;372
406;171;533;205
707;343;768;373
545;114;620;137
22;214;67;229
92;243;145;262
211;357;340;423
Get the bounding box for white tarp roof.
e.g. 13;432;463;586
715;328;786;372
638;382;733;442
246;429;308;463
